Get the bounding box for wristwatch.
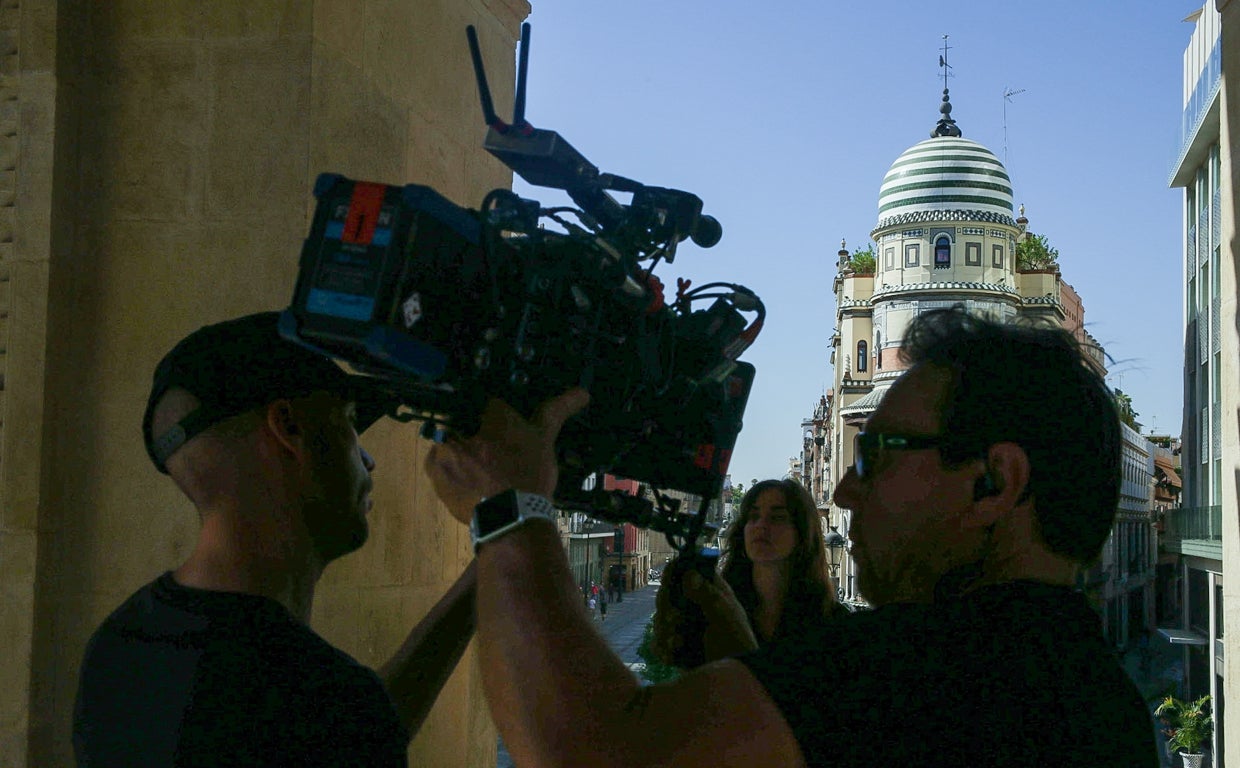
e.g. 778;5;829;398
470;489;558;552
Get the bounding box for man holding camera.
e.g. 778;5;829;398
74;312;477;767
427;307;1158;767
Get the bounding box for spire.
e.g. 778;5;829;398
932;35;962;138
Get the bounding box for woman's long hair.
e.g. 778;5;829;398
720;479;842;642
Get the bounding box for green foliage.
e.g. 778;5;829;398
730;483;745;506
1155;695;1213;754
1015;233;1059;270
635;618;681;684
1113;389;1142;431
848;244;876;275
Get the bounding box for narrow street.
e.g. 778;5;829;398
495;582;659;767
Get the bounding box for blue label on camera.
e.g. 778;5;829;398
307;289;375;321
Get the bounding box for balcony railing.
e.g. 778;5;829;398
1163;504;1222;541
1169;34;1222;183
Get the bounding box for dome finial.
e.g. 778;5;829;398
932;35;962;138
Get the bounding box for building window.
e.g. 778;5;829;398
884;247;894;270
904;243;920;267
857;340;867;372
965;241;981;266
992;244;1004;268
875;330;882;369
934;236;951;269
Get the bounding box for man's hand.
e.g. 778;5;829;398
424;389;590;524
651;559;758;668
684;571;760;660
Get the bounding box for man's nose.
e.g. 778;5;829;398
833;467;859;509
360;446;376;472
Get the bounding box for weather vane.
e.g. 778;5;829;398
939;34;953;91
932;34;961;138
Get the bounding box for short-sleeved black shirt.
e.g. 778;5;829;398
74;573;408;767
741;581;1158;767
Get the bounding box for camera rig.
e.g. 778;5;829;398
280;23;763;553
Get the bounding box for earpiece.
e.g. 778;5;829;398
973;473;999;501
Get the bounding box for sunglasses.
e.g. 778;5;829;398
852;432;950;479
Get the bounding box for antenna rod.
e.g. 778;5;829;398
466;25;504;131
1002;87;1025;168
513;23;531;129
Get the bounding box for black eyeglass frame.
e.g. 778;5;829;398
852;431;952;479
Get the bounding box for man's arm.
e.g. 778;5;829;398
377;560;477;739
426;392;806;768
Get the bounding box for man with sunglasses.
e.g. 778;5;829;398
426;307;1158;767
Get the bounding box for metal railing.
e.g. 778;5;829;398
1163;504;1222;541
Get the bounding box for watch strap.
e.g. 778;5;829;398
471;490;558;551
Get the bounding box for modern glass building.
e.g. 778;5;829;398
1164;5;1226;765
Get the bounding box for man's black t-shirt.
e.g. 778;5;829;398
74;573;408;767
742;581;1158;767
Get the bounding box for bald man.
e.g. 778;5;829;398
74;312;474;767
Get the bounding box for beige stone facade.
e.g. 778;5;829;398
1;2;529;765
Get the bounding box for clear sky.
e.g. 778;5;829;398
501;2;1199;485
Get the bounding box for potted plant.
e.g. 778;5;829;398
1154;694;1212;768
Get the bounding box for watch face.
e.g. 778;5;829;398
476;493;517;536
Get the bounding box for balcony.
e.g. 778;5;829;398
567;517;615;536
1169;34;1221;187
1161;504;1222;560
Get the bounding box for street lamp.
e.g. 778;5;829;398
824;525;846;599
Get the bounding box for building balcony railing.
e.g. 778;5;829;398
1169;33;1222;184
1163;504;1222;541
566;517;616;536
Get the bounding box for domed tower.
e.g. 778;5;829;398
838;77;1022;430
870;90;1022;366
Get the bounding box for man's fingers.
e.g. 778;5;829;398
535;387;590;435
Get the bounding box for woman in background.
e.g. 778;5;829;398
652;478;844;668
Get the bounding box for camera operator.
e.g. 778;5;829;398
74;312;477;767
426;308;1158;767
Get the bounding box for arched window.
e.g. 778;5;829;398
874;331;882;369
857;340;868;372
934;236;951;269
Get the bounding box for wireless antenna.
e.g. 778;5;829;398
466;26;504;131
467;23;534;136
512;23;531;132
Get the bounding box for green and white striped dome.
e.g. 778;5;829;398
875;136;1015;232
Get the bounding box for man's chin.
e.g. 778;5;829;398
311;519;369;562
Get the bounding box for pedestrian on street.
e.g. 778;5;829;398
599;593;609;622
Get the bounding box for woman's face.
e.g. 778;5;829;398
742;488;799;565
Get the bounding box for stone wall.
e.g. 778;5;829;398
2;1;528;765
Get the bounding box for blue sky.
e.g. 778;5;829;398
503;2;1199;484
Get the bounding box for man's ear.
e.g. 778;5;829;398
959;442;1031;530
979;442;1031;510
263;399;306;458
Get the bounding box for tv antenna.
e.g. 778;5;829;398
1002;87;1025;168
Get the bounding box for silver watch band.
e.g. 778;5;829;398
471;490;558;551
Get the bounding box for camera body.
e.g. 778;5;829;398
284;174;756;511
280;23;762;538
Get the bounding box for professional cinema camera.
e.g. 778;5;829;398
280;24;763;552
